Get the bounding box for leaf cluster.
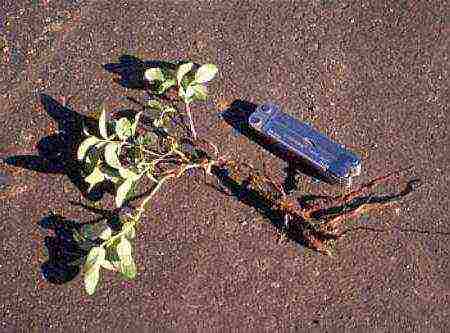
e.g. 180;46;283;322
76;60;220;295
145;61;217;105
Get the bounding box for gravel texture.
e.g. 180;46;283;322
0;0;449;330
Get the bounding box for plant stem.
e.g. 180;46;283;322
135;174;174;220
140;146;164;157
185;103;197;141
100;175;175;249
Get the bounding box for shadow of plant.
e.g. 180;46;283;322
3;94;110;200
39;205;123;284
39;213;86;284
103;54;189;90
211;166;329;248
311;179;421;219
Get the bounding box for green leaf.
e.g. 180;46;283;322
105;239;121;263
178;85;185;99
115;118;132;140
98;104;108;139
157;78;176;95
138;132;158;146
117;237;137;279
101;165;122;184
184;97;194;105
99;226;112;240
144;67;164;82
100;259;116;271
163;106;177;115
115;178;134;207
85;165;106;191
191;83;208;101
84;246;106;272
137;161;150;173
180;87;194;104
84;143;103;166
82;122;92;136
195;64;218;83
185;85;196;99
131;111;142;136
117;236;132;260
146;165;157;182
154;106;177;128
82;222;112;241
84;265;100;295
120;258;137;279
104;142;122;169
185;83;208;102
95;140;108;150
146;99;162;110
118;167;139;180
176;62;193;85
78;136;100;161
122;221;136;239
153;118;162;128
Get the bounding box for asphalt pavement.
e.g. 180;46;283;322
1;0;449;330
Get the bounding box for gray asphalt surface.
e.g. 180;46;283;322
1;0;449;330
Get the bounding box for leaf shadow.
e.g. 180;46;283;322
39;213;86;284
103;54;187;90
39;205;123;285
3;94;110;200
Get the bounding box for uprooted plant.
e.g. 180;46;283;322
75;60;419;295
